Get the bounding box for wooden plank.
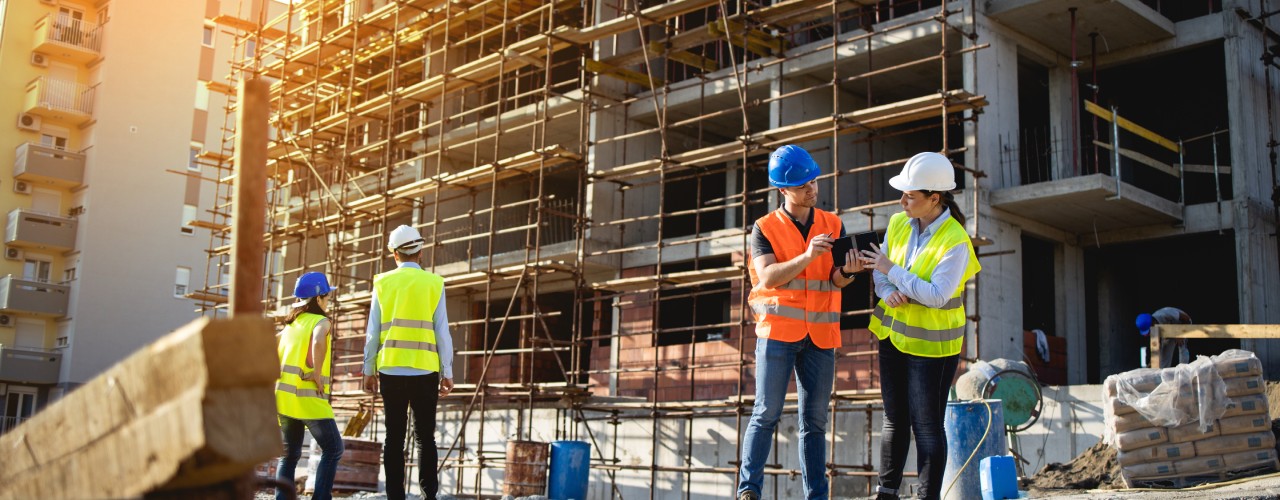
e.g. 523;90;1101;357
1092;140;1180;178
585;59;664;88
1182;163;1232;174
1156;324;1280;339
1084;99;1180;153
209;14;292;41
0;316;279;498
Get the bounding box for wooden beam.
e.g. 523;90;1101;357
231;79;270;315
1092;140;1180;178
1150;324;1280;367
1155;324;1280;339
585;59;664;88
1084;100;1180;153
648;42;718;72
209;14;292;41
0;316;279;498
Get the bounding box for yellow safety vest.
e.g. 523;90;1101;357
868;212;980;357
373;266;444;372
275;312;334;420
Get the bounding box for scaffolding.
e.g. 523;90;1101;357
199;0;988;496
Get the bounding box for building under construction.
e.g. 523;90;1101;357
198;0;1280;497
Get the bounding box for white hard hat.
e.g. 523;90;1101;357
387;224;425;253
888;152;957;192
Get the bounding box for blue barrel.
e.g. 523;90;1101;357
548;440;590;500
941;400;1008;500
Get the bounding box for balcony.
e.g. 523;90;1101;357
24;77;96;126
32;15;102;64
0;276;70;318
985;0;1174;57
14;143;85;188
0;344;62;385
6;209;77;251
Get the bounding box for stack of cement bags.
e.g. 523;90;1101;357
1103;350;1277;488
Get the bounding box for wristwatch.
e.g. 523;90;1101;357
840;268;856;279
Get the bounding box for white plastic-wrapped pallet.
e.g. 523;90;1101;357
1104;350;1276;485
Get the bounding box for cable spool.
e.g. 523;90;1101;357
956;359;1044;432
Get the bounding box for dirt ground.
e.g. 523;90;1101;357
1024;441;1126;493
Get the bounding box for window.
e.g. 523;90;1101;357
181;204;197;234
23;259;51;283
55;337;68;347
40;134;68;150
63;267;76;282
4;389;37;433
245;39;257;57
195;82;209;111
97;5;109;25
201;24;215;47
175;267;191;297
189;144;202;171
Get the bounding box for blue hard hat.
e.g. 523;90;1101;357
294;272;332;300
1136;313;1154;336
767;145;821;187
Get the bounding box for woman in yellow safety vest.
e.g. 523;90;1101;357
275;272;344;500
859;152;981;500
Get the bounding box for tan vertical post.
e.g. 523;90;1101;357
230;78;270;316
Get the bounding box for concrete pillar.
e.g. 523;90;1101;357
1057;243;1088;383
964;15;1021;191
1222;4;1280;372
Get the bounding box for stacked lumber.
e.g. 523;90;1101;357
1104;350;1278;488
0;317;280;499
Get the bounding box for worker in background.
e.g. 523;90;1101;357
275;272;344;500
860;152;981;500
1137;307;1192;368
363;224;454;500
738;144;866;500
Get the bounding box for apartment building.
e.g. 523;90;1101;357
0;0;259;433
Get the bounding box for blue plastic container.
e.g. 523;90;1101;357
980;455;1018;500
941;400;1008;500
548;440;590;500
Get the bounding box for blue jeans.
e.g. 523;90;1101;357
277;415;344;500
738;336;836;499
876;338;958;500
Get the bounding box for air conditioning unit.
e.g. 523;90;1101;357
4;248;22;261
30;52;48;68
17;113;41;132
13;181;31;195
0;315;12;327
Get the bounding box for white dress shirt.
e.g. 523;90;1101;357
872;208;971;309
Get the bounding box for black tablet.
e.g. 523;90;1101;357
853;230;879;254
831;235;854;267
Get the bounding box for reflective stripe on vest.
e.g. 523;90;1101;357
746;208;844;349
867;212;980;358
750;303;841;324
374;266;444;372
275;312;334;420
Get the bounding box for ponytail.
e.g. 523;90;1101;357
284;295;331;325
923;190;966;226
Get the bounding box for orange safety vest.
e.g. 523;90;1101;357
747;208;843;349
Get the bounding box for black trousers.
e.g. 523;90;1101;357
379;373;439;500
